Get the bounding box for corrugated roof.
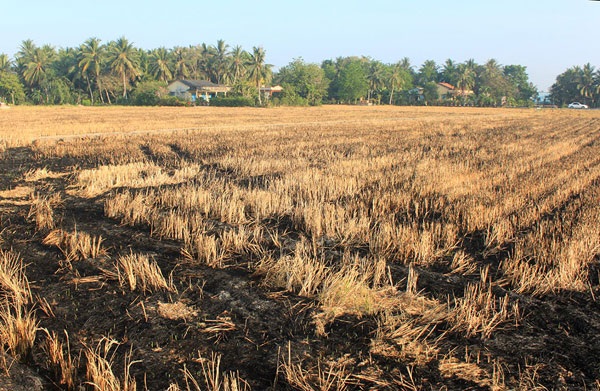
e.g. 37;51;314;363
179;80;220;89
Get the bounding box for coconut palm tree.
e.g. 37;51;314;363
108;37;139;98
22;46;54;87
418;60;438;85
16;40;37;70
229;45;247;85
456;63;475;105
441;59;458;86
196;43;215;81
172;47;191;80
387;63;406;105
399;57;412;71
367;61;385;102
79;38;106;104
246;46;272;105
21;45;55;103
149;48;173;81
577;63;595;105
211;39;229;84
465;58;477;70
0;54;12;73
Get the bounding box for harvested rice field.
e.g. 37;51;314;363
0;105;599;390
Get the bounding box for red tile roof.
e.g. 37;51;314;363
438;82;455;90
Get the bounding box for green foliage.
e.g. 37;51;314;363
423;81;439;104
332;60;368;103
209;96;254;107
418;60;439;85
504;65;537;101
131;80;167;106
158;95;187;106
0;72;26;104
2;37;553;107
550;64;600;108
273;84;309;106
274;58;328;105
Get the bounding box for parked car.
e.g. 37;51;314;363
568;102;589;109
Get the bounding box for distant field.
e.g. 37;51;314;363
1;106;599;390
0;105;574;144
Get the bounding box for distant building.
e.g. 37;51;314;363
408;83;474;104
437;82;474;99
436;82;456;99
167;80;231;102
259;85;283;97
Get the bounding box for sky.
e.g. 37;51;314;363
1;0;599;91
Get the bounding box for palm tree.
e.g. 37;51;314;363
149;48;173;81
456;63;475;105
387;63;405;105
54;47;82;100
22;46;54;87
367;61;385;102
172;47;190;80
441;59;458;86
196;43;214;81
212;39;229;84
577;63;595;105
21;45;55;103
79;38;106;104
0;54;12;72
246;46;272;105
399;57;412;71
484;59;501;75
108;37;139;98
16;40;36;69
418;60;438;85
229;45;247;85
465;58;477;70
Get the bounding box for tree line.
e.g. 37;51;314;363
0;37;596;107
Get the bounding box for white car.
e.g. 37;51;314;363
568;102;589;109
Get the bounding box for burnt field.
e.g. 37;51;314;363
1;106;599;390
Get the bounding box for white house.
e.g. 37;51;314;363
167;80;231;102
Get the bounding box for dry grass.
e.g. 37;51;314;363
281;344;352;391
0;105;539;145
42;329;78;391
178;352;250;391
27;192;61;231
0;250;31;305
451;266;518;338
5;106;600;389
43;228;106;264
115;252;174;293
85;337;138;391
0;300;37;363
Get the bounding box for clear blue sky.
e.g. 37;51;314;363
1;0;598;91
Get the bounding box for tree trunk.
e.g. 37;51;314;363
105;88;112;104
122;72;127;98
257;78;262;105
97;74;105;104
87;76;94;105
389;86;394;105
11;92;15;105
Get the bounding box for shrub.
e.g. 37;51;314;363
132;81;167;106
158;95;187;106
278;94;308;106
209;96;255;107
